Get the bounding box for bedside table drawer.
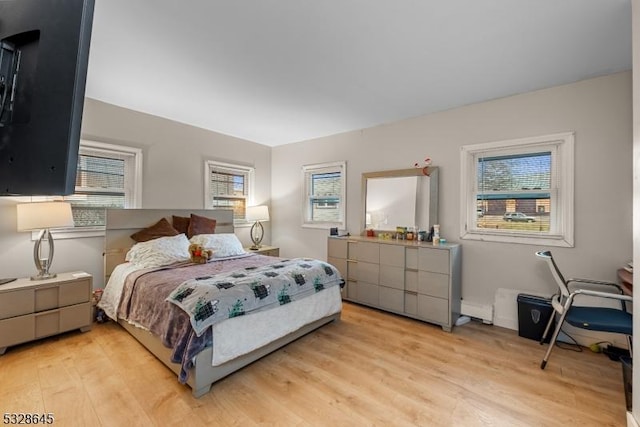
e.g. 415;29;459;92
0;289;35;320
34;302;92;338
0;315;35;347
34;278;91;312
60;279;91;307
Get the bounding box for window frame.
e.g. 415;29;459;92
301;161;346;230
40;140;142;239
459;132;574;247
203;160;255;226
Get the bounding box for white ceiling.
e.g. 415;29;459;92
86;0;632;147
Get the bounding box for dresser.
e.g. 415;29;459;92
0;272;93;354
328;236;461;331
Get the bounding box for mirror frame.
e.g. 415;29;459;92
362;166;439;234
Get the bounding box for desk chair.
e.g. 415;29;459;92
536;250;632;369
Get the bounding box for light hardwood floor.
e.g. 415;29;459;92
0;302;628;426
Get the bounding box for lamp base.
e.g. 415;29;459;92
31;272;57;281
249;221;265;250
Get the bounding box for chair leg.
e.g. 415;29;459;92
540;309;556;345
540;313;567;369
627;335;633;359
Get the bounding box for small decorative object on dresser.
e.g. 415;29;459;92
0;272;93;355
245;245;280;257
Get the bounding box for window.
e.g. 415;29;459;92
460;132;574;247
35;140;142;238
204;161;254;223
66;141;141;228
302;161;346;229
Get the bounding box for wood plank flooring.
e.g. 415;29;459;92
0;302;628;426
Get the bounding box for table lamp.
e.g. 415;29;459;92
17;201;75;280
246;205;269;250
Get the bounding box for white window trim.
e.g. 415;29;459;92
459;132;574;247
204;160;255;227
37;140;142;240
301;161;346;230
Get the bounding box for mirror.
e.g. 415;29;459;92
362;167;439;233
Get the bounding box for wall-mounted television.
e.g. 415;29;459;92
0;0;95;196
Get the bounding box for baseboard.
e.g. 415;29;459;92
461;301;493;324
627;411;639;427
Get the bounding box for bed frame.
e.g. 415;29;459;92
104;208;340;397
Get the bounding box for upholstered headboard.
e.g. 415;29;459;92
103;208;234;284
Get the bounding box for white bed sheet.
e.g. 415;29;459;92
211;285;342;366
98;262;143;321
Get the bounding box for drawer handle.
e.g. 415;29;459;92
404;290;418;296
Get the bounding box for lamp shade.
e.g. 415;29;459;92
17;202;75;231
246;205;270;222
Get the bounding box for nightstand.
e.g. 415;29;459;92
0;271;93;355
245;245;280;257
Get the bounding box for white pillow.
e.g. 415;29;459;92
189;233;246;258
125;233;191;268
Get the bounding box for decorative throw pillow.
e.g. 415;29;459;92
189;233;246;258
187;213;217;238
130;217;179;242
125;234;191;268
172;215;190;235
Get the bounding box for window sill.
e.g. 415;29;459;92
461;230;573;247
302;222;345;230
31;227;106;241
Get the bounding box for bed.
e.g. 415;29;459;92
100;208;342;398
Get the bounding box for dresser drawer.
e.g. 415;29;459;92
417;294;449;325
357;282;379;306
417;271;449;299
355;242;380;264
418;248;449;274
328;238;348;259
356;261;379;285
379;286;404;312
380;244;404;267
380;265;404;290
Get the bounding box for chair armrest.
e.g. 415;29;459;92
567;278;624;294
572;288;632;302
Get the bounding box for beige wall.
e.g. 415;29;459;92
272;71;633;308
0;99;271;286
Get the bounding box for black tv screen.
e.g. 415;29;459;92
0;0;95;196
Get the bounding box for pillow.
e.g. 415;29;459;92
187;213;217;238
130;218;179;242
125;234;191;268
172;215;190;235
189;233;246;258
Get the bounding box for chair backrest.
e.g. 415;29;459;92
535;250;570;298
